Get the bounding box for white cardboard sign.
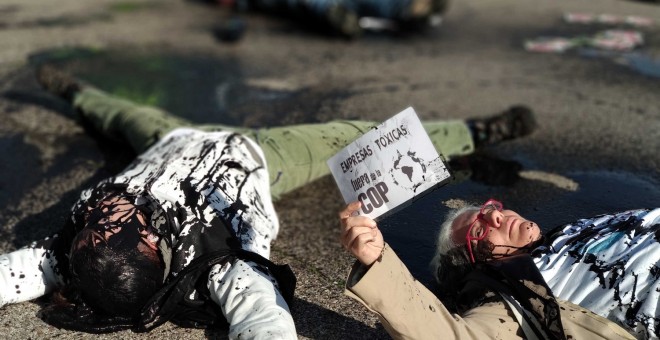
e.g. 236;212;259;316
327;107;451;220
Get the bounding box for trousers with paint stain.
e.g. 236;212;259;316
73;87;474;200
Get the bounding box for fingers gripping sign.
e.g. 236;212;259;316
339;201;385;266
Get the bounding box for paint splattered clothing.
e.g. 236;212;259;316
0;128;296;338
533;208;660;339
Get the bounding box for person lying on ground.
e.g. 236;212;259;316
340;199;659;339
0;65;535;336
206;0;450;38
434;200;659;339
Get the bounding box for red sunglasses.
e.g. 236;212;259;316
465;199;503;263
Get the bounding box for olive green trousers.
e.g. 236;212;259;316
74;88;474;200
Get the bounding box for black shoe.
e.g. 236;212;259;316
326;4;361;38
408;0;450;19
35;65;82;103
212;16;247;43
467;105;537;148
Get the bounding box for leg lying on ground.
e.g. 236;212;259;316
222;119;476;200
229;108;535;199
37;65;191;154
37;66;536;200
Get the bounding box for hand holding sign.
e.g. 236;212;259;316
339;201;384;266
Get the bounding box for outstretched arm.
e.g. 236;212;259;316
0;237;67;307
207;259;297;339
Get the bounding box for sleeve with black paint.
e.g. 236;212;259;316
207;259;297;340
0;213;77;308
0;237;66;307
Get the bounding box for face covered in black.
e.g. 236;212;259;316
71;193;162;264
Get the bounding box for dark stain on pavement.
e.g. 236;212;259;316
25;47;367;127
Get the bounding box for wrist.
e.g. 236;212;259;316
361;243;386;266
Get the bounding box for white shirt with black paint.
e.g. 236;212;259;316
533;208;660;339
0;128;296;339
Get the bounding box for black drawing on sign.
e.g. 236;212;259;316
389;150;427;193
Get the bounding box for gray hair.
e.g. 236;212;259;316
427;205;481;311
431;205;480;284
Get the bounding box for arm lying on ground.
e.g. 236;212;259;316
207;259;297;340
0;238;66;307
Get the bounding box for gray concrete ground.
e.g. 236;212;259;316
0;0;659;339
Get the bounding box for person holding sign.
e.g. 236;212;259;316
339;200;659;339
0;66;535;336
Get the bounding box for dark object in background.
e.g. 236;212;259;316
468;154;522;186
449;153;523;186
212;16;247;43
467;105;538;149
195;0;451;39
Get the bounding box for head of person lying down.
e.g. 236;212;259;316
40;193;166;332
431;199;543;310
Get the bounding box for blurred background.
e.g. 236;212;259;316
0;0;659;338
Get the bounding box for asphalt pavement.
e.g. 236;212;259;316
0;0;659;339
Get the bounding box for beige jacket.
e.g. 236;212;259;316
345;244;634;340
